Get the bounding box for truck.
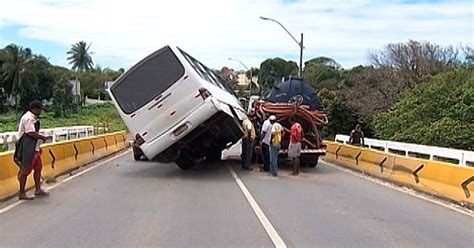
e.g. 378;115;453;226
249;77;327;167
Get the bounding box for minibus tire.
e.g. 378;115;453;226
133;145;145;161
205;149;222;162
175;150;196;170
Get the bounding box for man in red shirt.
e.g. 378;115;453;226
289;118;303;175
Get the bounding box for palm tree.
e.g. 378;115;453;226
0;44;39;107
67;41;94;75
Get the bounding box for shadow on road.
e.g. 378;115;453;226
228;158;337;177
122;159;234;181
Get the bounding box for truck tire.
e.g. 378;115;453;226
300;154;319;168
175;150;197;170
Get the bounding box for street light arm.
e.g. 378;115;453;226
228;57;249;70
260;16;301;47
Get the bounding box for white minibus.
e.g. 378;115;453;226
108;45;246;169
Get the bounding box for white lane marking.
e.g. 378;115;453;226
0;149;131;215
0;201;23;214
228;166;287;248
322;160;474;218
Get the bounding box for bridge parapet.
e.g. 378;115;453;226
323;140;474;208
335;134;473;166
0;126;94;151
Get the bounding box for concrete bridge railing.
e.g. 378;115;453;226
335;134;474;166
0;126;94;151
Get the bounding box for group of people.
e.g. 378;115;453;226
241;114;304;177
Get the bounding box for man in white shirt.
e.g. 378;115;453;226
16;100;48;200
260;115;274;172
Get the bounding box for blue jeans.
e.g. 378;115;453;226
269;144;280;176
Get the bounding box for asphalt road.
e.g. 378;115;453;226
0;150;472;247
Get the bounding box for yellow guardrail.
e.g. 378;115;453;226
0;131;127;200
323;141;474;208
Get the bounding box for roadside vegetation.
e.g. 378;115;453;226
0;41;125;133
222;40;473;150
0;104;125;133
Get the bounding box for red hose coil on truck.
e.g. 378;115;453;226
252;101;328;148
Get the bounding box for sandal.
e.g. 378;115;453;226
34;190;50;197
19;194;34;200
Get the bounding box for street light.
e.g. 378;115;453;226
228;57;253;96
260;16;304;77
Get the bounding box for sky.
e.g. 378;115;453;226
0;0;472;71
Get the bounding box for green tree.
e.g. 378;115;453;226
373;69;474;150
67;41;94;76
0;89;6;114
303;57;342;91
318;88;358;139
78;66;112;100
52;78;76;117
258;58;297;93
0;44;40;108
305;56;341;69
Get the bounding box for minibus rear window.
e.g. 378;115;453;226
111;47;185;114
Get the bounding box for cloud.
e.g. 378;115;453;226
0;0;472;70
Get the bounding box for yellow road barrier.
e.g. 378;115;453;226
323;141;474;208
0;131;127;200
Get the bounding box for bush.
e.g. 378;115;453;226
373;69;474;150
319;88;359;139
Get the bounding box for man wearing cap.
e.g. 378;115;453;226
260;115;273;172
241;114;256;170
269;115;282;177
15;100;49;200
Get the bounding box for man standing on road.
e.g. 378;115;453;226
260;115;272;172
289;118;304;175
349;124;365;146
241;114;256;171
269;116;283;177
15;100;49;200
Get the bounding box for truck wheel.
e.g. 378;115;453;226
300;155;319;168
175;150;197;170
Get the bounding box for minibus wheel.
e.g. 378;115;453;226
205;149;222;162
132;145;145;161
175;150;197;170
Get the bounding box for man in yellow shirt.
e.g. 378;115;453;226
269;115;283;177
241;114;256;170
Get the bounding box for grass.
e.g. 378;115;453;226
0;103;126;133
